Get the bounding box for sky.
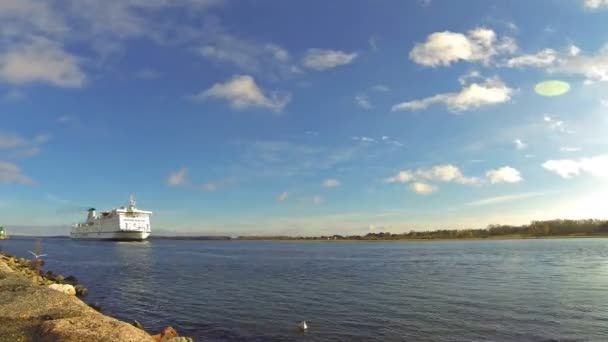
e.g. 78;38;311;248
1;0;608;236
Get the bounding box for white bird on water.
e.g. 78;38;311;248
28;251;47;260
297;321;308;332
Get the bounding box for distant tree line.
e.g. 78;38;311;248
236;219;608;241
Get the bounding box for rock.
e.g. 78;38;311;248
132;320;145;330
0;260;13;273
87;302;103;312
40;313;153;342
165;338;193;342
75;285;88;297
54;275;65;283
151;326;179;342
48;284;76;296
64;275;78;285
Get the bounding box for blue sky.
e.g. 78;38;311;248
1;0;608;236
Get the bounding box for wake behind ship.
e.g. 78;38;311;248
70;196;152;241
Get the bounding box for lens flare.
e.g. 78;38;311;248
534;80;570;97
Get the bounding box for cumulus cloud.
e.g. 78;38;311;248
354;94;372;109
194;75;291;112
0;161;33;185
391;75;513;112
409;27;516;67
0;37;85;87
323;179;340;188
543;154;608;178
419;164;481;184
167;168;189;186
385;170;415;184
385;164;480;186
302;49;358;71
486;166;523;184
409;182;436;195
514;139;527;150
277;191;289;201
386;164;522;193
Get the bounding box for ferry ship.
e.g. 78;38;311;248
70;196;152;241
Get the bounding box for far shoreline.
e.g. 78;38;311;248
4;234;608;242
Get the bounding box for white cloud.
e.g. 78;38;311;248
0;37;85;87
418;164;481;184
409;182;436;195
352;136;375;143
514;139;527;150
556;45;608;81
167;168;188;186
385;164;480;186
0;161;33;185
560;147;582;152
202;178;233;192
409;27;516;67
543;114;572;133
1;89;25;102
136;68;163;79
0;0;67;38
370;84;390;92
369;37;378;52
466;192;545;207
601;99;608;107
486;166;523;184
195;75;291;112
543;154;608;178
584;0;608;9
505;48;558;68
301;195;322;204
385;170;415;184
323;179;340;188
0;131;49;157
265;43;289;62
277;191;289;202
203;182;217;191
391;75;513;112
302;49;358;71
355;94;372;109
199;36;293;75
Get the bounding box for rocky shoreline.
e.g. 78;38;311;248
0;253;192;342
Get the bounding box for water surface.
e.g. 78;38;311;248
2;238;607;341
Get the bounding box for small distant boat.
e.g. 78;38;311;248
0;226;7;240
70;196;152;241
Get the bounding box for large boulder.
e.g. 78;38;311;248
48;284;76;296
40;313;153;342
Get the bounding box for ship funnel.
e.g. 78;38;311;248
87;208;96;221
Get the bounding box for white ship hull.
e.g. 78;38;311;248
70;230;150;241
